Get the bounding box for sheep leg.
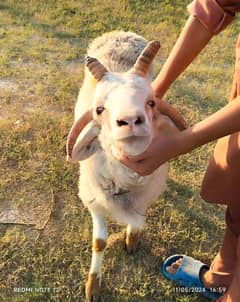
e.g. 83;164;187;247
125;224;141;254
85;211;107;302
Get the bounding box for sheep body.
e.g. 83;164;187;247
73;31;174;301
76;31;168;229
79;147;168;228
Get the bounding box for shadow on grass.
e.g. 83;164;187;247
165;178;225;229
99;232;208;302
101;236;167;301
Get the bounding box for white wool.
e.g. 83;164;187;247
74;31;179;300
75;31;170;229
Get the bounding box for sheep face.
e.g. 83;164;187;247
66;40;163;162
93;72;155;158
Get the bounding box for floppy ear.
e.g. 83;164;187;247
66;110;100;162
71;120;100;161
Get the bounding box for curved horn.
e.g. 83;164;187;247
66;110;93;162
130;40;160;77
156;98;188;131
85;56;108;81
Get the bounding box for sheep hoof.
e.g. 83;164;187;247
85;273;101;302
125;231;141;254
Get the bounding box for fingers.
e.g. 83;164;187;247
119;156;157;176
119;157;146;176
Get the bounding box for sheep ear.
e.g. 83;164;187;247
66;110;100;162
70;120;100;162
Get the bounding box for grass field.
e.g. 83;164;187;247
1;1;240;301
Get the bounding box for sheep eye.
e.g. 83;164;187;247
147;100;155;108
96;106;105;115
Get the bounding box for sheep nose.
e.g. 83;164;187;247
116;115;145;127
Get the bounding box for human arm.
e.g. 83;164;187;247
152;15;212;99
120;97;240;176
120;1;240;174
153;0;239;99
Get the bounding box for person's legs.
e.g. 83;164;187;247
201;32;240;204
200;226;236;288
166;226;237;288
200;132;240;205
166;199;240;296
199;33;240;291
216;236;240;302
166;34;240;298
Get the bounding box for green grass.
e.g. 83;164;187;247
0;0;239;301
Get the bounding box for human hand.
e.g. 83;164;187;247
119;112;187;176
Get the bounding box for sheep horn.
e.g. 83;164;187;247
85;56;108;81
130;40;160;77
66;110;93;162
156;98;188;131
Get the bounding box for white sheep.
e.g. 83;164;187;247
66;31;186;302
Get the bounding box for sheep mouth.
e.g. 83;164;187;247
113;135;152;157
114;131;151;142
118;134;150;142
112;125;151;141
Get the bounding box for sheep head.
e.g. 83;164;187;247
66;40;186;162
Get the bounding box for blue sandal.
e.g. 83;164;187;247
162;254;222;300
